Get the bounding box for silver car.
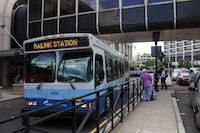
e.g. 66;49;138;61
171;69;181;81
189;72;200;131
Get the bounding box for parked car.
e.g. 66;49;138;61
147;68;154;73
171;69;181;81
176;70;190;85
130;67;142;77
189;72;200;131
190;67;200;73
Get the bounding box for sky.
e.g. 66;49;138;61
132;41;164;56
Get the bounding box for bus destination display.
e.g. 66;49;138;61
25;37;89;52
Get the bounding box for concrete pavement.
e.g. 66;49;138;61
0;87;23;102
112;76;186;133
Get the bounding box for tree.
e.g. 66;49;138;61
144;60;155;67
178;59;191;69
184;60;191;69
178;59;184;68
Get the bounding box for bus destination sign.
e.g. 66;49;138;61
25;37;89;52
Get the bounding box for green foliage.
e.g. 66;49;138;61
178;59;191;69
184;60;191;69
178;59;184;68
144;60;155;67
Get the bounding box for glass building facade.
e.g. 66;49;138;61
27;0;185;39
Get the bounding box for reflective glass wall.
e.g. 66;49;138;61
28;0;198;38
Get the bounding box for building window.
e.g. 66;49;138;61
184;52;191;61
170;49;175;53
79;0;96;13
60;0;75;16
177;42;183;47
185;40;191;45
177;48;183;52
164;41;170;45
170;54;175;62
165;50;169;54
184;46;191;51
122;0;144;6
99;0;119;10
164;46;169;49
193;44;200;49
44;0;57;18
177;53;182;61
170;44;175;48
193;40;200;43
29;0;42;21
193;51;200;61
148;0;172;3
170;41;175;44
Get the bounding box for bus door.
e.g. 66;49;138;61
94;52;105;87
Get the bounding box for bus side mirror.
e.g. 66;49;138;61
95;67;104;86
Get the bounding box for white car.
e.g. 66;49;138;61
190;67;200;73
171;69;181;81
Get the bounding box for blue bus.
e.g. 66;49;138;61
21;33;129;117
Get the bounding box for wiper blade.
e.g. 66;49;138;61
37;81;43;89
69;82;75;89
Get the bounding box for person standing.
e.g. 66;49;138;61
140;69;152;101
154;71;159;92
189;69;194;84
160;68;168;89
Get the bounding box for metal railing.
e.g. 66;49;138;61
0;78;143;133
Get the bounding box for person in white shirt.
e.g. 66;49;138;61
189;69;194;84
160;68;168;89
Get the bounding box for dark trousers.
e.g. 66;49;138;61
161;78;167;89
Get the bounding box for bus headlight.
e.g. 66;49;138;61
80;102;94;108
26;100;38;106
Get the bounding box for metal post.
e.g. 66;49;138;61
153;32;160;92
120;84;124;123
72;100;76;133
96;92;100;133
155;41;159;92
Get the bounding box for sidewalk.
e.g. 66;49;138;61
112;76;186;133
0;87;23;102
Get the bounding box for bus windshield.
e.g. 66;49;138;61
57;52;93;83
25;52;56;83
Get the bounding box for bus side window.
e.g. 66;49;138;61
121;62;124;76
106;58;112;82
95;54;104;86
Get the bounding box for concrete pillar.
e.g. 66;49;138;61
0;86;2;99
2;58;10;87
0;58;2;85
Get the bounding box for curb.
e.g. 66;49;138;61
172;95;186;133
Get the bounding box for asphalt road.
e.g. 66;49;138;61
176;92;199;133
170;79;200;133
